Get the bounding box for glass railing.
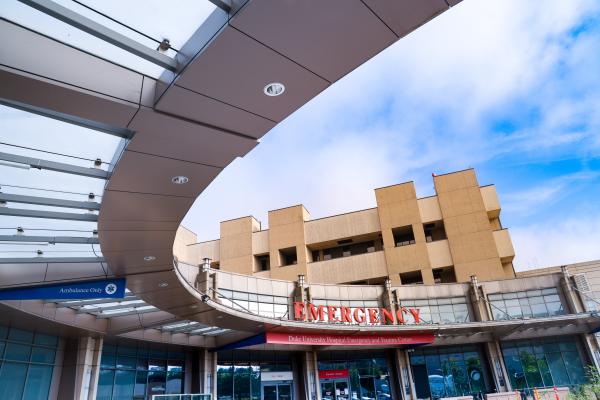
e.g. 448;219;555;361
152;394;211;400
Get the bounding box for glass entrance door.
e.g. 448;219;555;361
263;383;292;400
321;379;350;400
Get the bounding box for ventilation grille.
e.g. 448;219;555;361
573;274;591;293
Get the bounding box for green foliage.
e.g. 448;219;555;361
568;365;600;400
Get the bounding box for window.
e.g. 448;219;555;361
501;337;587;389
488;288;565;320
400;270;423;285
279;247;297;266
314;240;376;262
423;220;447;242
254;254;270;272
410;345;487;398
0;325;58;400
399;297;471;324
217;289;289;318
433;266;456;283
99;344;186;400
392;225;415;247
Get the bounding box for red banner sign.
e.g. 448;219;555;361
265;332;434;346
319;369;349;379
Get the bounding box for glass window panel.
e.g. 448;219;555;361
257;295;273;303
546;353;570;386
97;369;115;400
521;305;532;317
527;290;542;297
503;354;526;389
232;291;248;301
542;288;558;295
0;326;7;339
101;354;116;369
520;349;543;388
30;347;56;364
0;362;28;399
547;302;564;316
507;307;523;318
544;294;560;303
134;370;147;399
530;303;548;317
116;356;136;370
562;351;587;385
2;0;168;77
8;328;34;343
113;369;136;400
33;333;58;347
488;294;502;301
23;365;53;400
4;343;31;361
503;293;518;300
148;359;166;371
528;296;545;305
537;355;553;387
117;346;137;356
504;299;520;308
147;370;166;397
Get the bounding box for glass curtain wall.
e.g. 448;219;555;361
0;325;59;400
409;345;488;399
488;288;564;320
398;297;470;324
98;344;185;400
317;350;392;400
501;337;588;390
216;351;292;400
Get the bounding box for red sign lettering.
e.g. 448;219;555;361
293;302;421;326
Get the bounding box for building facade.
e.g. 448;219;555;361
189;169;516;286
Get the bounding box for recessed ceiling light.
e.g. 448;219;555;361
263;82;285;97
190;305;198;309
216;315;223;319
144;256;156;262
158;282;169;288
171;176;189;185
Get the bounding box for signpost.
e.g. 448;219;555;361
0;278;126;300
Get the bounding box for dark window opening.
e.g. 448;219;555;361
400;270;423;285
432;266;456;283
255;254;270;272
320;240;375;261
392;225;415;247
311;250;320;262
211;262;220;270
423;220;447;242
279;247;297;266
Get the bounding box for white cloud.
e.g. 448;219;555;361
512;212;600;270
184;0;600;272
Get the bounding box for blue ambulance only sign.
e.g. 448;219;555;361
0;278;126;300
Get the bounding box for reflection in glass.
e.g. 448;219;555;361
501;337;588;389
410;345;487;399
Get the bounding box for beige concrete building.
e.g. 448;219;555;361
190;169;516;286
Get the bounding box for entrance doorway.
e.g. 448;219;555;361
320;379;350;400
262;383;292;400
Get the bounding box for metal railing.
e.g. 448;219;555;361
151;394;211;400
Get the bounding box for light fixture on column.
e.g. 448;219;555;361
384;278;392;291
202;257;212;272
298;274;306;288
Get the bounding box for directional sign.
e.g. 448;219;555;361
0;278;126;300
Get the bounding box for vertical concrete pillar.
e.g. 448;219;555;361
198;349;217;397
393;348;415;400
57;336;103;400
581;334;600;371
485;341;511;393
303;351;321;400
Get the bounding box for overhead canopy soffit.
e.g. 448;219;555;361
0;0;463;343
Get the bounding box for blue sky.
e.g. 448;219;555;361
183;0;600;270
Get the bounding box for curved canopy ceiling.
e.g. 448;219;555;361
0;0;462;346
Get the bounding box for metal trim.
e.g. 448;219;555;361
0;207;98;222
0;152;109;179
0;193;101;210
0;235;99;244
0;256;105;263
17;0;178;71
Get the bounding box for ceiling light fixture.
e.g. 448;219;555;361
263;82;285;97
158;282;169;288
144;256;156;262
171;176;189;185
